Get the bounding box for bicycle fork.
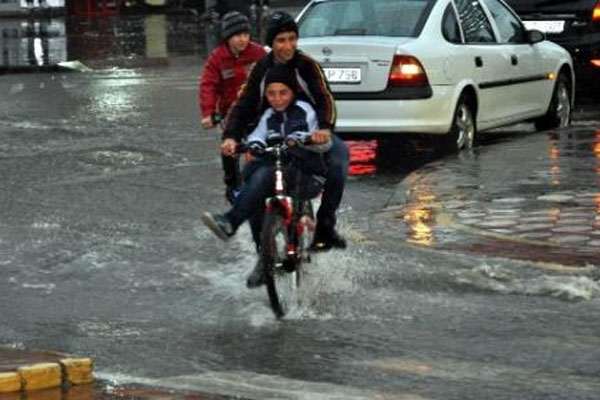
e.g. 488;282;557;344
266;147;296;263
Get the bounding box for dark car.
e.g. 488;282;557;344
505;0;600;99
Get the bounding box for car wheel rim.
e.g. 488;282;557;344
456;104;474;149
555;83;571;128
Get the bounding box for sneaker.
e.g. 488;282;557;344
246;259;266;288
201;212;234;241
225;187;241;205
310;226;347;252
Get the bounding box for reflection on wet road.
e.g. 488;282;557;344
346;140;377;176
1;18;64;66
346;136;444;177
373;128;600;268
0;4;281;71
0;13;207;69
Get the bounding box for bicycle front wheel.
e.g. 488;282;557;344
262;212;299;318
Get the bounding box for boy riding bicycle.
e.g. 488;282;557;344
221;11;349;251
202;64;331;288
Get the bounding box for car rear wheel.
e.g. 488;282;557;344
534;73;571;131
443;93;476;153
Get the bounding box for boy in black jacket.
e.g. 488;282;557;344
221;11;349;253
203;64;332;288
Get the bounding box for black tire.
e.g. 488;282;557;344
262;212;299;319
534;73;571;131
447;93;476;153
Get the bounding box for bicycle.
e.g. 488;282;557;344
242;132;325;318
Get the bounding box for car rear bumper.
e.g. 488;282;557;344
331;85;455;135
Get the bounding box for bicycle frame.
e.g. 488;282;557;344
241;133;321;318
263;138;313;264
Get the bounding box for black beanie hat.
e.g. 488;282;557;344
264;11;298;47
221;11;250;40
265;64;297;91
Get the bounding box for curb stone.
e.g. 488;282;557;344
18;363;61;391
0;358;93;393
0;372;21;393
60;358;94;385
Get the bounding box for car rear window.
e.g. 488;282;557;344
298;0;433;38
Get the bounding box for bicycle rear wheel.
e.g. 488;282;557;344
262;212;300;318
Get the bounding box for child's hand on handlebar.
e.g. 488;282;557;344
247;141;266;156
221;138;237;156
310;129;331;144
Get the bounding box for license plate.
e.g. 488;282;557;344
323;67;361;83
522;20;565;34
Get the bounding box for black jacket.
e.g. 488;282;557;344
223;51;337;141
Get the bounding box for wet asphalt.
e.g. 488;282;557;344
372;125;600;268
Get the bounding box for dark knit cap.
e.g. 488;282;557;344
264;11;298;46
221;11;250;40
265;64;297;91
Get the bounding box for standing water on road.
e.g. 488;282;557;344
0;13;209;69
1;10;600;400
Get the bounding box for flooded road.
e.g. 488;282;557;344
1;10;600;400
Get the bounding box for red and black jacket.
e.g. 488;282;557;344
198;41;267;120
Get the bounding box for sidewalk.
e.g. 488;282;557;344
0;348;66;373
375;124;600;267
0;347;93;393
0;347;239;399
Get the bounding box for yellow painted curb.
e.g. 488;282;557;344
0;372;22;393
60;358;94;385
17;363;62;391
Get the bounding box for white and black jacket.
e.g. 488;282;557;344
247;99;331;176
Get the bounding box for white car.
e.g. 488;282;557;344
296;0;575;151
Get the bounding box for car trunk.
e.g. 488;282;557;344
299;37;412;92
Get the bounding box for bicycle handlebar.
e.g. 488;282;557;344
236;133;316;157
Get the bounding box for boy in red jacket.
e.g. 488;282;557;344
199;11;267;204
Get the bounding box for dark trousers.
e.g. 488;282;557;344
316;135;349;230
225;159;273;249
224;135;349;250
221;154;241;188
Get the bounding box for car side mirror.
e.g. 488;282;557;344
526;29;546;44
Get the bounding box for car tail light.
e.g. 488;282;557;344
593;1;600;21
591;59;600;67
388;55;429;87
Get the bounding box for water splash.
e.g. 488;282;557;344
456;264;600;301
